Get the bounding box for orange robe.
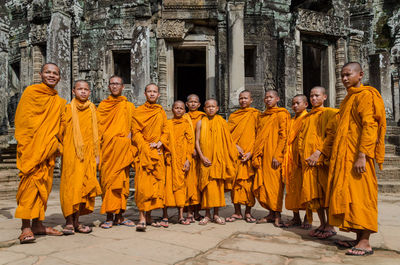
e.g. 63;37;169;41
282;110;308;211
60;99;102;218
164;118;194;207
323;85;386;233
183;111;206;206
227;107;259;207
198;115;237;209
14;83;66;220
97;96;135;214
132;102;168;212
252;107;290;212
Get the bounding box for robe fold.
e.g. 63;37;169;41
15;83;66;220
227;107;259;207
252;107;290;212
132;102;168;212
97;96;135;214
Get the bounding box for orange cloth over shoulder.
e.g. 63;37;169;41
97;95;135;214
15;83;66;220
252;107;290;212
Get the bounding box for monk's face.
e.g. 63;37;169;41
73;81;91;102
204;100;219;117
172;102;186;118
291;97;308;114
239;92;253;109
341;65;364;89
144;84;160;103
40;64;60;88
186;96;201;111
108;77;124;97
310;88;327;108
264;91;279;108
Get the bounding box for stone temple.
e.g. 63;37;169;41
0;0;400;198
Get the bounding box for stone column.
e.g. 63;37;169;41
0;12;9;133
377;52;394;121
227;2;245;113
335;37;347;107
19;41;33;91
217;20;228;116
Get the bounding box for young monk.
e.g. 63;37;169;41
195;99;237;225
321;62;386;256
183;94;206;222
298;87;338;239
226;90;259;223
15;63;65;243
60;80;102;235
252;90;290;227
97;75;136;229
282;94;310;228
163;101;193;225
132;83;168;231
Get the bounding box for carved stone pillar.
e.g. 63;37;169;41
335;38;347;107
377;52;394;120
0;13;9;132
348;34;363;62
157;39;168;107
19;41;33;91
217;20;228;116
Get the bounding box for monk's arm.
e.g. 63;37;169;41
274;112;289;163
195;120;211;166
320;115;337;159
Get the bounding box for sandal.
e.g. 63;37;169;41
309;228;323;237
136;222;146;232
213;216;226;225
335;240;358;249
194;215;204;221
245;216;256;223
226;215;243;222
117;219;136;227
273;221;285;228
75;224;92;234
147;221;161;227
256;217;270;224
283;220;302;228
160;219;169;228
62;225;75;235
33;226;63;236
100;221;113;229
186;216;195;223
301;222;312;230
346;247;374;256
19;230;36;244
178;218;190;225
199;216;211;225
317;230;337;239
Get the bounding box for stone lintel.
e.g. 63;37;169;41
296;8;346;37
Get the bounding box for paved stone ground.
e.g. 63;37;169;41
1;188;400;265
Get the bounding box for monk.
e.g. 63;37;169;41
252;89;290;227
15;63;65;243
183;94;206;222
163;101;193;225
132;83;168;231
298;86;338;239
282;94;309;228
225;90;259;223
97;75;135;229
60;80;102;235
322;62;386;256
195;99;237;225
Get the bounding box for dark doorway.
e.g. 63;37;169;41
302;42;323;108
174;48;206;104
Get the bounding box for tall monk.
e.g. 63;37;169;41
322;62;386;256
298;86;338;239
97;75;135;229
132;83;168;231
252;90;290;227
225;90;259;223
60;80;102;235
163;101;193;225
282;94;309;228
195;99;237;225
15;63;65;243
183;94;206;222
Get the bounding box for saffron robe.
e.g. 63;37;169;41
15;83;66;220
97;96;135;214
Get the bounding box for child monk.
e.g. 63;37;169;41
298;86;338;239
195;99;237;225
97;75;136;229
225;90;259;223
282;94;309;228
252;89;290;227
163;101;193;225
132;83;168;231
60;80;102;235
183;94;206;222
15;63;65;243
322;62;386;256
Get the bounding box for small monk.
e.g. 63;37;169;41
298;86;338;239
15;63;65;243
282;94;309;228
97;75;135;229
252;90;290;227
60;80;102;235
225;90;259;223
195;99;237;225
132;83;168;231
322;62;386;256
163;101;193;225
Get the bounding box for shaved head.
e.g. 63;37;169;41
73;80;90;89
187;94;200;102
239;90;252;97
265;89;279;97
40;62;59;73
293;94;307;103
204;98;218;106
342;62;363;73
310;86;326;95
173;100;185;108
145;83;159;92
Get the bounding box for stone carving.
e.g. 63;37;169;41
163;0;217;9
296;8;345;36
30;24;48;44
156;20;193;40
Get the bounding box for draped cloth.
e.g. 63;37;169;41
227;108;259;207
199;115;237;209
323;84;386;233
252;107;290;212
132;102;168;212
15;83;66;220
97;95;135;214
60;99;102;217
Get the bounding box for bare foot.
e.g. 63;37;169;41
283;217;302;228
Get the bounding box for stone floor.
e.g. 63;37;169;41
1;190;400;265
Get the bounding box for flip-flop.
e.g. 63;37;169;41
19;230;36;244
317;230;337;239
147;221;161;228
335;240;358;249
136;222;146;232
213;216;226;225
178;218;190;225
160;219;169;228
194;215;204;221
256;217;269;224
33;226;63;236
309;228;323;237
186;216;195;223
245;216;257;223
117;219;136;227
75;224;92;234
199;216;211;225
226;216;243;222
62;225;75;235
100;221;113;229
346;247;374;256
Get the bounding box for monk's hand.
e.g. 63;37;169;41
241;152;252;162
236;144;245;157
354;152;367;174
306;150;321;167
183;160;190;172
202;156;212;167
271;158;280;170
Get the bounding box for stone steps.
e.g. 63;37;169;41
377;166;400;181
382;154;400;167
378;181;400;194
386;126;400;135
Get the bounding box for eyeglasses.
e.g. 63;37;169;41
109;83;123;86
